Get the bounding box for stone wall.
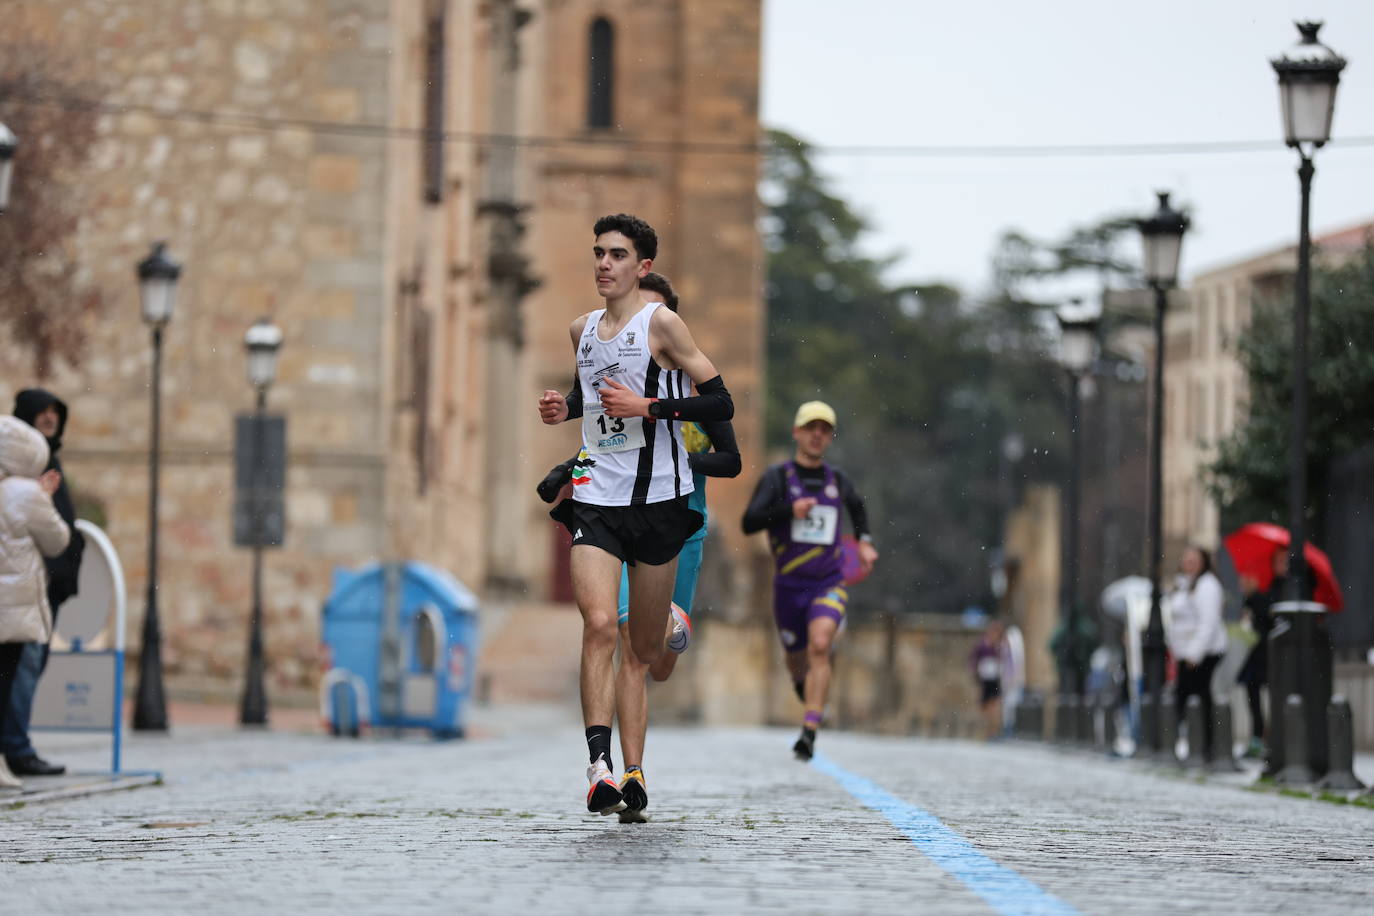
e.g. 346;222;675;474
2;1;766;703
1003;484;1062;694
1;0;489;693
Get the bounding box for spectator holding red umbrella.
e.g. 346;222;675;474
1235;545;1321;758
1236;551;1286;758
1222;522;1341;611
1167;546;1228;763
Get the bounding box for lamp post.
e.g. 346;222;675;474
240;318;283;727
1271;21;1344;603
0;121;17;212
1136;192;1189;752
1056;302;1100;697
132;242;181;732
1262;21;1346;780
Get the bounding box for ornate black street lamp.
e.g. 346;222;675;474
1056;302;1100;697
1262;21;1346;781
0;121;17;212
240;318;283;726
1271;21;1345;603
132;242;181;732
1136;192;1189;753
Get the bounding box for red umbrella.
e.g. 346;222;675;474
1221;522;1344;612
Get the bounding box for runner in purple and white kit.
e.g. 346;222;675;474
742;400;878;760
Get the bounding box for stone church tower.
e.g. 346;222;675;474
510;1;766;608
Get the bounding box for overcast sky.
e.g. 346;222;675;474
760;0;1374;298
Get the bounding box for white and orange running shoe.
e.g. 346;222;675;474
586;757;626;816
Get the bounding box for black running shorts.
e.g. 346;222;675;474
568;497;703;566
979;679;1002;705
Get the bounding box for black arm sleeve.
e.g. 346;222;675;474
653;374;733;423
689;418;741;479
836;470;872;541
564;378;583;421
742;466;791;534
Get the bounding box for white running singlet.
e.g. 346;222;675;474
573;302;695;507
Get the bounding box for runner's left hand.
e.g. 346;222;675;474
858;541;879;575
599;377;651;418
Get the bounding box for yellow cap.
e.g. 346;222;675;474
793;400;837;429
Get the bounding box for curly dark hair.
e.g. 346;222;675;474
638;272;678;312
593;213;658;261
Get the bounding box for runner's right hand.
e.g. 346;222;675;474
791;496;817;519
538;389;569;424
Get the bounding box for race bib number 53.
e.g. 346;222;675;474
791;504;838;545
584;406;646;454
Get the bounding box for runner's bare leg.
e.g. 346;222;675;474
620;617;679;682
803;616;841;720
572;545;624;730
616;558;678;767
648;623;680;682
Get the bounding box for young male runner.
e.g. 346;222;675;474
537;215;734;819
537;274;739;822
741;401;878;760
539;273;740;687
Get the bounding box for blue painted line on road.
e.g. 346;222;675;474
811;752;1078;916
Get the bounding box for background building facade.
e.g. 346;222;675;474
0;0;765;698
1164;223;1372;557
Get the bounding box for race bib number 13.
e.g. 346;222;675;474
584;406;646;454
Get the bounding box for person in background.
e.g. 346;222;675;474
2;389;84;778
970;618;1006;741
1168;546;1227;763
0;416;72;789
1236;547;1305;759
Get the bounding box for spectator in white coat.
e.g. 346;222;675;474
1168;545;1228;762
0;416;71;789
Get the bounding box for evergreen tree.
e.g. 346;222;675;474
1206;241;1374;539
762;129;1068;613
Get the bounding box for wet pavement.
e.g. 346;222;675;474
3;702;1373;915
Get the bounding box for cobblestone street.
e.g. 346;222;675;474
4;703;1373;914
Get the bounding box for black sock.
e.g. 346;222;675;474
586;726;613;770
793;681;806;702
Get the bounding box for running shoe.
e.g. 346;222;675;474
617;766;649;824
792;726;816;761
586;757;626;815
666;603;692;654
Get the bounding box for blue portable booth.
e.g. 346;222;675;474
320;562;479;739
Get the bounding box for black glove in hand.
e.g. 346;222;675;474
537;459;576;504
